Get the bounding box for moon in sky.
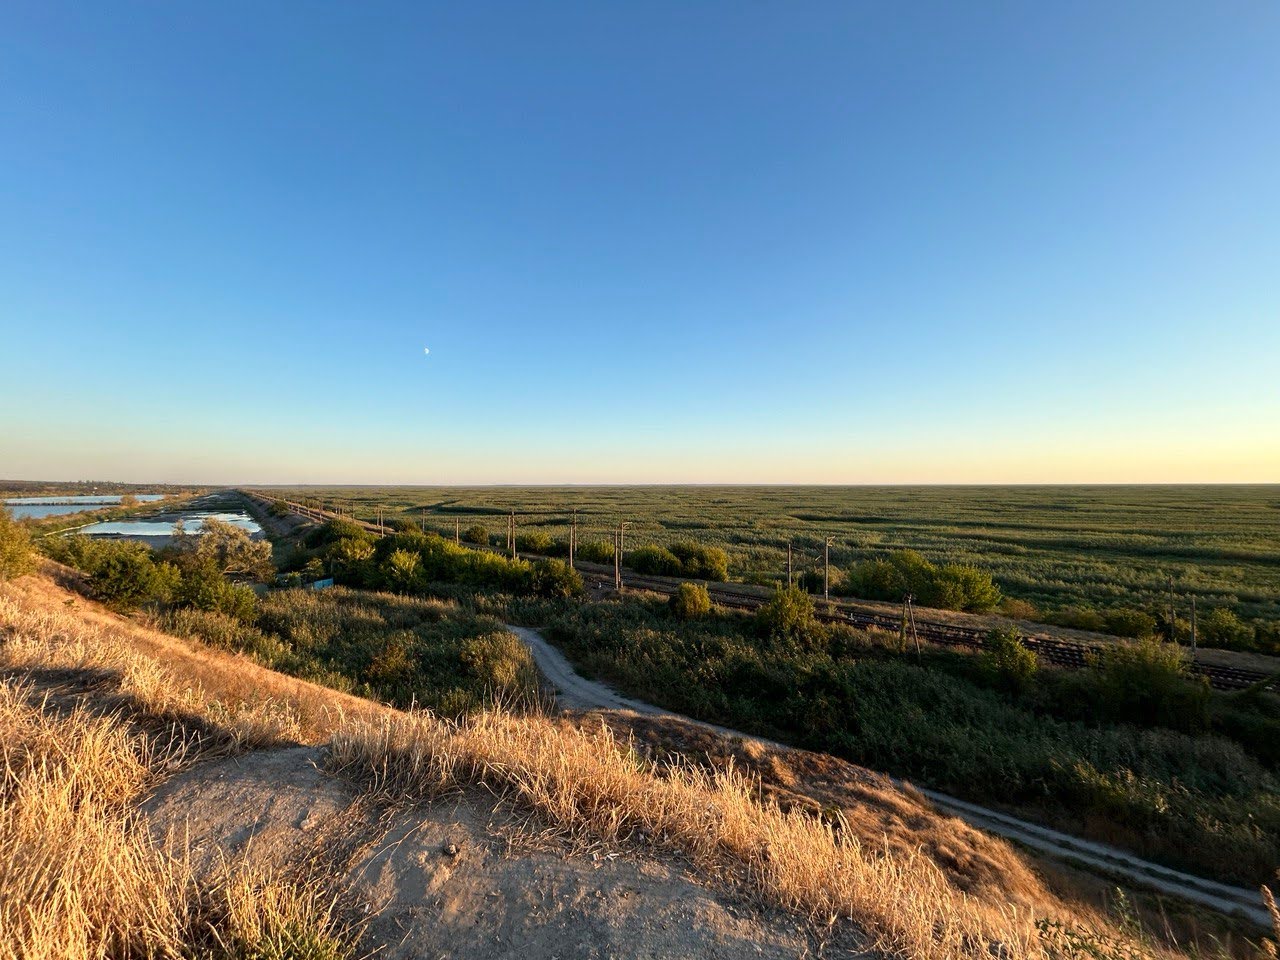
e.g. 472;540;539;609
423;347;430;356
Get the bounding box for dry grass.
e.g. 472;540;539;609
0;573;363;960
2;563;390;742
0;568;1229;960
329;709;1168;960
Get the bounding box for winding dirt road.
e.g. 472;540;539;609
507;624;1270;927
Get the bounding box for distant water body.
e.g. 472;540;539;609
4;494;165;520
81;511;261;538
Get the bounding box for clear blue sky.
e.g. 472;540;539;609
2;2;1277;483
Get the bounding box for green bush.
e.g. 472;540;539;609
0;508;34;581
381;548;422;592
1052;607;1107;632
304;518;373;549
1199;608;1255;650
1102;608;1157;639
799;567;844;594
669;541;729;581
629;544;682;576
982;627;1038;693
846;550;999;612
463;524;490;545
174;557;258;620
670;582;712;619
529;558;584;599
576;539;615;564
516;531;554;554
87;541;180;609
756;585;822;649
1093;639;1209;732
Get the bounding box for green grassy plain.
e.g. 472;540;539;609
255;485;1280;624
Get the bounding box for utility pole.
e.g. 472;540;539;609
823;536;835;602
420;508;426;533
613;526;622;590
509;510;516;560
569;508;578;570
1168;576;1177;643
1190;594;1197;656
787;540;793;587
454;517;460;545
899;594;921;661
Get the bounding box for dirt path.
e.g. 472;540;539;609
507;625;1271;926
144;747;839;960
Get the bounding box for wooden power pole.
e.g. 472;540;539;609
454;517;460;545
613;526;622;590
787;540;793;586
569;508;577;570
509;511;516;560
1190;594;1197;656
1168;576;1176;642
823;536;835;602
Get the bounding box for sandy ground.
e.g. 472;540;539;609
144;747;854;960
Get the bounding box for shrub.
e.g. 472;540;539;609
382;549;421;593
576;539;615;564
932;564;1001;612
669;541;729;581
799;567;845;594
846;551;999;612
670;582;712;619
171;517;273;582
1053;607;1107;632
463;524;490;546
327;537;375;578
516;531;554;554
0;508;34;581
629;545;682;576
303;519;372;549
529;559;584;599
1199;608;1255;650
999;598;1039;620
756;585;822;649
88;541;180;609
1102;608;1157;639
174;557;258;620
1093;639;1209;732
982;627;1038;693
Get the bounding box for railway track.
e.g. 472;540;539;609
246;492;1277;694
599;572;1277;693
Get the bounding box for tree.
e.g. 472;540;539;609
119;493;138;508
463;524;490;546
0;508;34;581
175;517;274;581
670;582;711;619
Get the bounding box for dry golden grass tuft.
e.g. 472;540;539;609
2;564;390;743
0;573;363;960
329;709;1169;960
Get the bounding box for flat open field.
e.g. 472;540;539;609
252;485;1280;624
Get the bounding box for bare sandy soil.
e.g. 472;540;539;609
144;747;853;960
